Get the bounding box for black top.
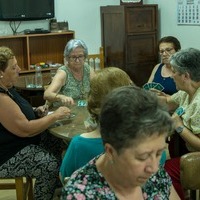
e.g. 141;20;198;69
0;87;40;166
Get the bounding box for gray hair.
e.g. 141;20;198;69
63;39;88;58
170;48;200;82
100;86;173;154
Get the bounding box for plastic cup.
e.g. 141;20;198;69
25;76;35;88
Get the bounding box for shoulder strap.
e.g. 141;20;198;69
0;87;14;100
0;87;5;93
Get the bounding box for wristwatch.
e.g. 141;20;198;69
175;126;184;134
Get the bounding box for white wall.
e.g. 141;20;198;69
0;0;199;53
144;0;200;49
55;0;119;53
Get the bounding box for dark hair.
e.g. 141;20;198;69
170;48;200;82
100;86;173;154
158;36;181;52
0;46;14;72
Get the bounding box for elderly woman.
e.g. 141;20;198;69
61;86;180;199
44;39;95;106
0;46;70;200
148;36;181;95
161;48;200;199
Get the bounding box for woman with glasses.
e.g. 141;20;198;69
44;39;95;106
148;36;181;95
0;46;71;200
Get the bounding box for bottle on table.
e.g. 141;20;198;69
35;66;43;88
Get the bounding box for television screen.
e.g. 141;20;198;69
0;0;54;21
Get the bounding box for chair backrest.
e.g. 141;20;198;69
0;177;34;200
86;47;104;71
180;152;200;190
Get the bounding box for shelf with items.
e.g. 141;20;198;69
0;31;75;73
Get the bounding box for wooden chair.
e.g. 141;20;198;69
0;177;34;200
180;152;200;200
86;47;104;71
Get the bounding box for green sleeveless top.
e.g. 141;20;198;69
58;63;91;100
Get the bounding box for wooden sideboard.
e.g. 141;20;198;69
0;31;75;73
100;5;158;86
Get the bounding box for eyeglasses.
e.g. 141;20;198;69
68;55;85;62
159;48;174;55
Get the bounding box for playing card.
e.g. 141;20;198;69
143;82;164;91
151;82;158;89
154;83;164;91
175;107;185;116
77;100;88;107
143;83;150;90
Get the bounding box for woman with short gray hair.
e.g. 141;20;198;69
44;39;95;106
162;48;200;199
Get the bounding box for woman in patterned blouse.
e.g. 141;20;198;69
61;86;180;200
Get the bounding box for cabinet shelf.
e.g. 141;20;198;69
0;31;75;73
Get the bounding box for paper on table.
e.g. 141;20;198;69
47;111;54;115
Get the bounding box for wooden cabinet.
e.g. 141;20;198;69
0;31;74;73
100;5;158;86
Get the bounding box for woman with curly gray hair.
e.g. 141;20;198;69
161;48;200;199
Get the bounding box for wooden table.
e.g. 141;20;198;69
48;105;89;141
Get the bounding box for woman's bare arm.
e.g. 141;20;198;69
148;64;160;83
0;93;70;137
44;69;66;102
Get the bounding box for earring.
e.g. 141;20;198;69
0;75;3;78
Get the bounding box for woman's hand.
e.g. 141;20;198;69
53;106;71;120
149;88;169;97
56;94;74;106
171;112;184;128
35;104;49;118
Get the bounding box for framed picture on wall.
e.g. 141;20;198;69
120;0;143;5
